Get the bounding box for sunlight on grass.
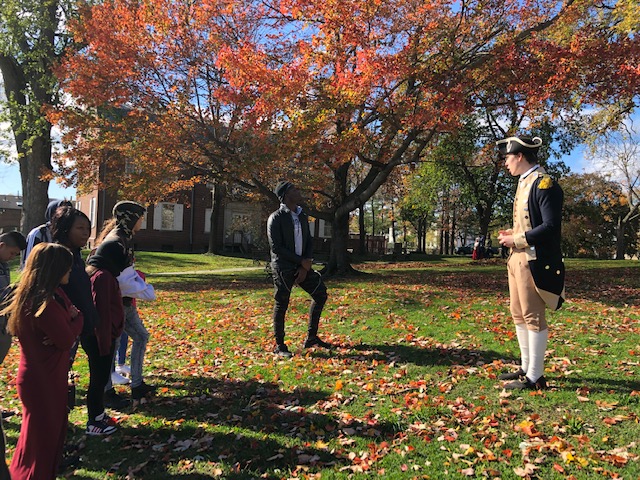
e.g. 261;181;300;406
1;255;638;479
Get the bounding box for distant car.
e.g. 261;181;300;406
455;244;474;255
455;244;499;256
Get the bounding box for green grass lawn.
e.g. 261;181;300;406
1;254;639;479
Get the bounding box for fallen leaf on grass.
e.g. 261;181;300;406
513;462;537;477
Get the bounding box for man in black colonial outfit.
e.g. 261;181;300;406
497;136;565;390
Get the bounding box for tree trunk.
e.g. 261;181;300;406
18;133;51;235
358;204;366;254
615;218;626;260
450;207;456;255
1;57;52;234
207;183;225;254
324;211;356;276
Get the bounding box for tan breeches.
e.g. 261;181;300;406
507;250;547;332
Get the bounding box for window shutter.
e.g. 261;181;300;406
153;204;162;230
173;204;184;231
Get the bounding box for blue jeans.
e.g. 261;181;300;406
116;332;128;366
122;304;149;388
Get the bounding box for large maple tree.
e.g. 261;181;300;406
0;0;79;232
54;0;640;273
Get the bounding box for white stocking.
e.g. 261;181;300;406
516;324;529;373
527;329;548;383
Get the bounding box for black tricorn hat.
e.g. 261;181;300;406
496;136;543;157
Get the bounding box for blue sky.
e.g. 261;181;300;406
0;162;74;200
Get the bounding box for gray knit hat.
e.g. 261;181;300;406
274;181;294;202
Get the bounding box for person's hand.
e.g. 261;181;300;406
69;305;79;319
301;258;313;271
498;231;515;248
294;267;308;284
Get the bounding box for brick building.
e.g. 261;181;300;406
74;160;335;254
75;181;271;253
0;195;23;233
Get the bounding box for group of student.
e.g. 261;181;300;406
0;200;156;479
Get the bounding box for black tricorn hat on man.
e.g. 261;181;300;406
496;136;543;159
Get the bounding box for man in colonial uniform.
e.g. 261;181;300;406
496;136;565;390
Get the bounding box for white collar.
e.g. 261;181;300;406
281;203;302;215
520;164;540;180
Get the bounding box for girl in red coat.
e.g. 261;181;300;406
2;243;83;479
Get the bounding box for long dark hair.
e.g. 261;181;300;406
51;205;91;247
1;243;73;335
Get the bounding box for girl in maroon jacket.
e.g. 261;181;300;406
2;243;83;479
83;240;128;435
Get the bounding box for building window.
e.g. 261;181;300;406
322;220;332;238
153;203;183;231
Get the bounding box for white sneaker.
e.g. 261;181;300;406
111;371;130;385
115;365;131;376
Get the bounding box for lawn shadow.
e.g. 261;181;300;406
107;376;401;445
553;375;640;395
64;419;341;479
317;342;517;367
564;267;640;307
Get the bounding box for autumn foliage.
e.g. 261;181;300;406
54;0;640;184
52;0;640;269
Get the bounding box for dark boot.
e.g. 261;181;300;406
504;376;547;391
274;344;293;358
303;336;332;349
104;388;130;409
131;382;157;400
498;368;525;380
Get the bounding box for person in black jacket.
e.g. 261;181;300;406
496;136;565;391
267;182;329;358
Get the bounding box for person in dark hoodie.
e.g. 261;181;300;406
92;201;149;409
21;199;73;268
83;238;127;435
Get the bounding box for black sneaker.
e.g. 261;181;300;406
303;336;332;349
504;376;548;391
498;368;525;380
104;388;130;409
274;345;293;358
131;382;157;400
86;419;117;436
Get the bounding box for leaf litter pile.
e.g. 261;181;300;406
1;259;639;479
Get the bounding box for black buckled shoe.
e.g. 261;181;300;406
498;368;525;380
303;336;332;349
504;376;547;391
